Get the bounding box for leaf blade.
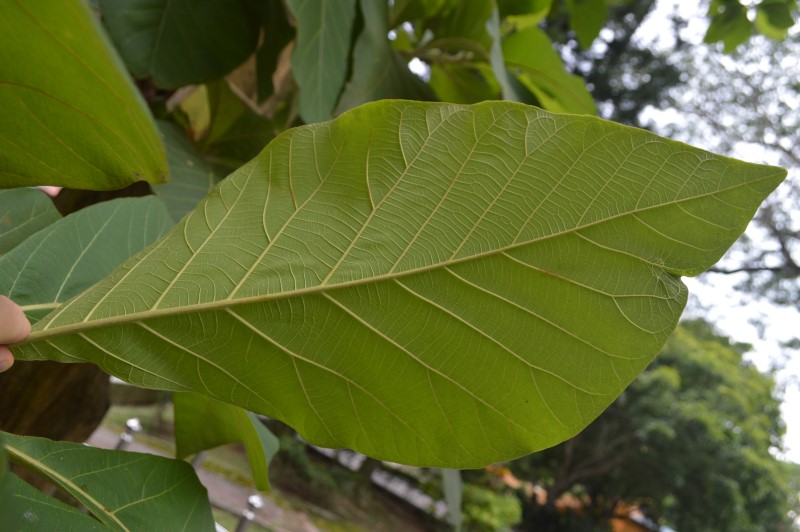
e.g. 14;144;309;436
16;101;785;467
0;0;167;189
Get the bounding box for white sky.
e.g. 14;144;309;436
639;2;800;463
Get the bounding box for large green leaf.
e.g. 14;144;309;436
99;0;261;89
0;189;61;256
0;0;167;190
174;392;279;491
2;432;214;530
337;0;433;113
0;197;171;323
15;101;785;468
285;0;356;123
503;27;596;114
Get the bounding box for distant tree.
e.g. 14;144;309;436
510;320;794;531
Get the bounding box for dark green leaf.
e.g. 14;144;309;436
704;3;752;52
0;197;171;323
429;63;500;103
285;0;356;123
17;101;784;468
99;0;261;89
174;392;279;490
0;472;104;531
3;432;214;530
337;0;433;113
0;0;167;189
0;189;61;257
566;0;608;49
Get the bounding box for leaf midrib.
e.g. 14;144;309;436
18;171;781;346
5;444;129;531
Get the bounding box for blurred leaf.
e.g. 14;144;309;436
434;0;494;47
17;100;784;468
503;27;596;114
285;0;356;123
174;392;279;491
755;0;796;39
156;122;222;222
498;0;552;18
429;63;499;103
0;197;171;323
0;0;167;189
391;0;458;26
202;81;275;171
99;0;261;89
337;0;433;113
0;189;61;256
0;472;104;530
704;2;752;52
2;431;214;530
566;0;607;48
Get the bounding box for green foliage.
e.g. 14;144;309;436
285;0;357;123
512;320;794;530
0;0;167;189
0;197;171;323
0;0;794;526
1;431;215;530
0;189;61;256
461;484;522;531
14;100;783;467
99;0;261;89
173;392;279;490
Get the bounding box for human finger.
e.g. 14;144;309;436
0;345;14;373
0;295;31;344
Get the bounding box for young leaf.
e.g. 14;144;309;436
0;0;167;189
174;392;279;491
3;432;214;531
0;197;171;323
285;0;356;123
99;0;261;89
15;101;785;468
0;189;61;256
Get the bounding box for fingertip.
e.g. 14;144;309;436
0;296;30;344
0;346;14;373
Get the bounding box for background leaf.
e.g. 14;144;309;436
174;392;279;491
285;0;356;123
0;0;167;189
503;27;596;114
99;0;261;89
16;101;784;468
337;0;433;113
0;196;171;323
0;189;61;256
3;431;214;530
156;122;222;222
566;0;608;49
